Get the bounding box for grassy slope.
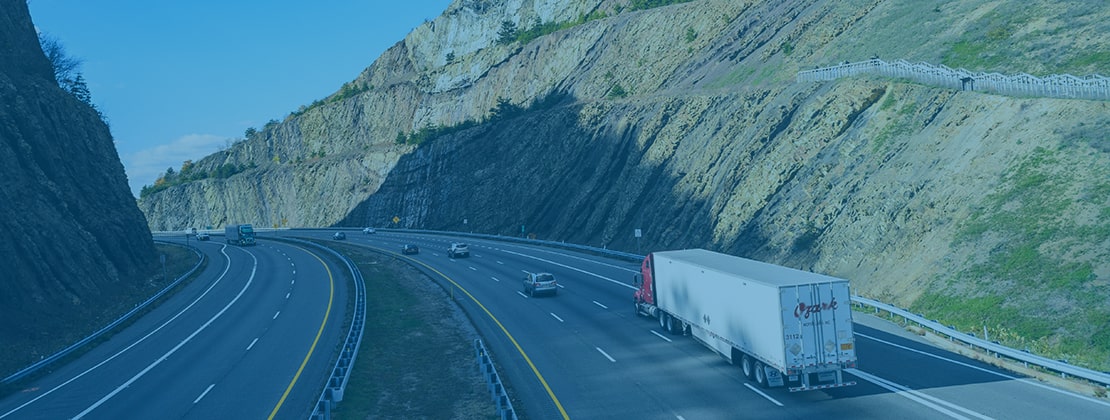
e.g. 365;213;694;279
779;0;1110;370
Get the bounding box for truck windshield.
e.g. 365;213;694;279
241;226;254;233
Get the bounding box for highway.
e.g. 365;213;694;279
3;228;1108;419
332;229;1110;419
0;238;347;420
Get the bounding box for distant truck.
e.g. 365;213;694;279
225;224;256;246
633;249;857;391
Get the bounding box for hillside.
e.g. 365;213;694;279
138;0;1110;370
1;0;159;374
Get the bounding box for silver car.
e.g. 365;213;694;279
448;242;470;258
523;272;558;297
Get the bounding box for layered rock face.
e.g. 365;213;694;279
1;0;157;362
140;0;1110;366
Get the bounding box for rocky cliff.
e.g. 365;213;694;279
1;0;158;371
140;0;1110;368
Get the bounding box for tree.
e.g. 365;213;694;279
488;96;523;121
68;74;92;105
498;20;519;44
37;33;81;90
245;127;258;138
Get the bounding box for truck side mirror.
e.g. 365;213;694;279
633;274;642;287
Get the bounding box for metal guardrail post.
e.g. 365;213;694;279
2;240;205;385
475;339;517;420
281;237;367;420
850;295;1110;388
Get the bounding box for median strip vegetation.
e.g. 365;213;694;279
325;244;492;419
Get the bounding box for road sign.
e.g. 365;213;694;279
393;216;400;224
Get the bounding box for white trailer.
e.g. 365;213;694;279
633;249;857;391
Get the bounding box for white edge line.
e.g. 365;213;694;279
743;383;784;407
550;313;564;323
193;384;216;404
846;368;974;419
246;338;259;351
651;330;673;343
1;245;242;419
503;249;635;290
857;332;1110;408
516;291;529;298
596;347;616;362
593;301;608;309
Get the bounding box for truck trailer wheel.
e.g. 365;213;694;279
754;361;768;388
740;354;755;380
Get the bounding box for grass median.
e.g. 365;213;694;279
325;243;493;419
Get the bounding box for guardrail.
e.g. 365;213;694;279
797;58;1110;101
476;339;518;419
2;240;205;385
273;238;367;420
376;228;1110;389
851;295;1110;388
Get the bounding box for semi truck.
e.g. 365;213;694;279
633;249;857;391
225;224;256;246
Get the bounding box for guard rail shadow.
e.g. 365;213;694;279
2;240;204;384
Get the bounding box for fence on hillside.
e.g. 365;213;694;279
797;58;1110;101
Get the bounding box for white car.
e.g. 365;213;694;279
447;243;470;258
523;272;558;297
363;227;376;234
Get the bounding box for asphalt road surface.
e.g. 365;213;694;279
4;228;1108;419
0;238;347;420
336;229;1110;420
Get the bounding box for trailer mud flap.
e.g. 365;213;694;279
766;368;784;387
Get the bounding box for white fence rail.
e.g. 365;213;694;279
797;59;1110;100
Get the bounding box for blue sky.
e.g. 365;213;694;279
28;0;453;196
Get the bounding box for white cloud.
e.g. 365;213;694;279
123;133;228;197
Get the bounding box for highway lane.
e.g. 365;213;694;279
328;229;1110;419
0;238;347;420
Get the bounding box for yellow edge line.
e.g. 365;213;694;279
269;245;335;419
380;247;570;420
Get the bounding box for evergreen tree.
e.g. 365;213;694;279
68;74;93;105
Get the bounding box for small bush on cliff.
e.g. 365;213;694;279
629;0;694;11
139;160;251;198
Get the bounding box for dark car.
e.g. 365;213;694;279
401;244;420;255
333;232;346;240
523;272;558;297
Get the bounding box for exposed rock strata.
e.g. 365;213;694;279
1;0;157;369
